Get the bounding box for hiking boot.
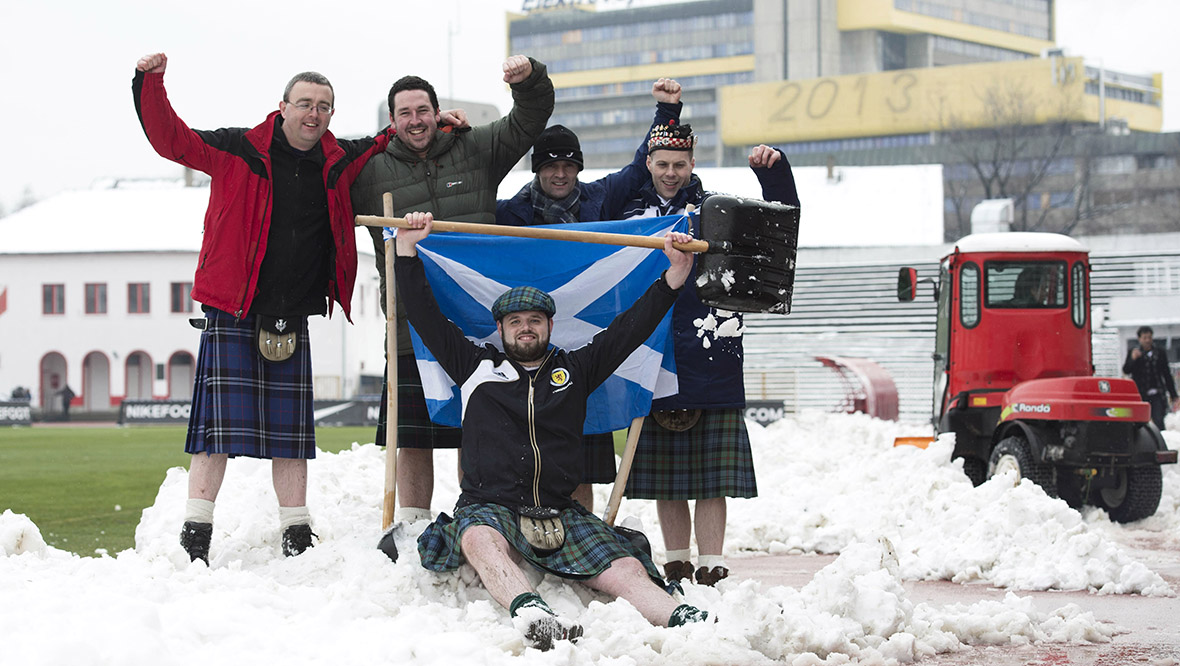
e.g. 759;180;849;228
514;608;583;651
180;521;212;564
664;560;694;583
694;565;729;586
281;523;316;557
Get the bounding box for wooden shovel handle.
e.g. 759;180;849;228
355;215;710;254
381;194;399;531
603;416;645;526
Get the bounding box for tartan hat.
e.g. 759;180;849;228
648;121;696;152
491;286;556;320
532;125;584;172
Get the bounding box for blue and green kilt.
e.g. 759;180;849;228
582;432;617;484
418;501;663;584
373;353;463;449
185;309;315;459
624;408;757;500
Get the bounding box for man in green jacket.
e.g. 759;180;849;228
351;55;554;524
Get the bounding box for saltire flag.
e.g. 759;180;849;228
394;215;690;434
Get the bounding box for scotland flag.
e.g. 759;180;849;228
401;215;689;434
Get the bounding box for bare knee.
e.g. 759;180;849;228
609;556;649;579
460;525;510;557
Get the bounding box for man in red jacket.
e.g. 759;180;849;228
133;52;390;564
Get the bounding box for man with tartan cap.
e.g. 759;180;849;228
496;78;685;513
394;212;709;650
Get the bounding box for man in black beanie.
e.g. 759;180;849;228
495;78;683;512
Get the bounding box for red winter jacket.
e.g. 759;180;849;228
133;70;389;320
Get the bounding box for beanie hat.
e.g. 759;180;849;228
531;125;584;172
491;286;556;321
648;121;696;152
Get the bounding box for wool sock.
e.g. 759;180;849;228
510;592;554;618
184;498;214;524
698;554;726;569
395;507;433;523
279;505;311;531
665;548;691;563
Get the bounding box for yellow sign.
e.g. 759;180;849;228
719;57;1155;144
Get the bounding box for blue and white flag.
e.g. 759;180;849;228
399;215;689;434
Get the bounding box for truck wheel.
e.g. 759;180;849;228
1100;467;1163;523
961;457;987;487
988;435;1057;497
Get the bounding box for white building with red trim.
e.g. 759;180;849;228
0;182;388;417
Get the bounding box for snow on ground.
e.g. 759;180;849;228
2;412;1177;665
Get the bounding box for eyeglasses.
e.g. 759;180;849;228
547;151;575;159
290;101;333;115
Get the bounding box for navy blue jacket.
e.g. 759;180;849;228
622;150;799;410
496;102;682;226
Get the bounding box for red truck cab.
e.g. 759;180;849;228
900;232;1175;522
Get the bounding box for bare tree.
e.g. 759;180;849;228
939;78;1083;235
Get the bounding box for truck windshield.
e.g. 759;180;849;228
985;261;1066;309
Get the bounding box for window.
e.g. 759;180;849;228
985;261;1066;309
85;283;107;315
128;283;150;314
170;282;193;314
960;263;980;328
1071;262;1087;328
42;284;64;315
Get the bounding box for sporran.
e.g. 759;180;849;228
652;409;701;432
516;506;565;555
256;315;297;363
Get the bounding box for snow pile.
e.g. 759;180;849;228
703;412;1173;595
1;411;1172;664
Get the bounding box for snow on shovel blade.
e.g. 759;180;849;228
696;194;800;314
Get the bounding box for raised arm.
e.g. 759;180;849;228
393;212;482;384
749;144;800;207
483;55;555;182
597;78;685;218
132;52;224;174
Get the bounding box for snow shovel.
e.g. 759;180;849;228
355;194;800;315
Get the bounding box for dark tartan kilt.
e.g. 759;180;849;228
418;501;662;584
582;432;617;484
185;309;315;459
373;353;463;449
623;408;757;500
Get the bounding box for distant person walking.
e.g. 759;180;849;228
58;385;75;421
1123;325;1178;430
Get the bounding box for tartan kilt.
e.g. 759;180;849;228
582;432;617;484
373;353;463;449
418;501;663;584
623;408;757;500
185;309;315;459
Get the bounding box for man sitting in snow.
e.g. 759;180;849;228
393;212;709;650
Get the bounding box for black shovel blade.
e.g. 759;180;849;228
697;194;800;314
377;525;399;562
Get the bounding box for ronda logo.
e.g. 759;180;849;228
1004;403;1052;419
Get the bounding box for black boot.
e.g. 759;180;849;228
281;523;316;557
180;521;212;564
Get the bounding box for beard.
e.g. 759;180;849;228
503;333;549;364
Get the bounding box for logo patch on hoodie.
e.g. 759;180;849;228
550;367;570;389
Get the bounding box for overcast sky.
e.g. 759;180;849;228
0;0;1175;214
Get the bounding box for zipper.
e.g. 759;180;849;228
237;161;273;318
525;349;554;507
